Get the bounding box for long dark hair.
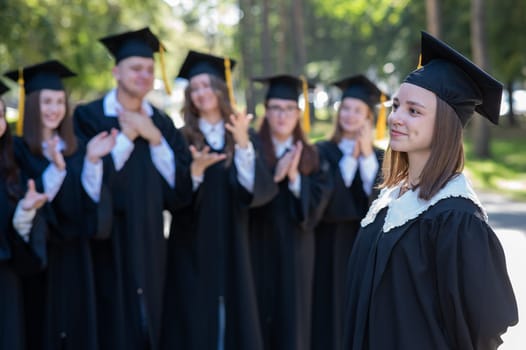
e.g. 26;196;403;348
258;110;319;175
181;74;235;166
1;98;22;201
22;90;77;157
381;96;464;200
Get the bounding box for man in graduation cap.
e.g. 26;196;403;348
73;27;192;350
343;32;518;350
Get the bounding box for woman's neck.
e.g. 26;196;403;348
341;131;358;140
42;128;54;142
407;151;430;186
272;133;293;144
199;111;222;125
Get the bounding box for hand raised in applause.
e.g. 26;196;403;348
86;129;118;163
21;179;47;211
225;111;253;149
189;145;227;178
46;136;66;171
287;141;303;183
353;120;374;158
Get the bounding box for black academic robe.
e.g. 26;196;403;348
13;136;102;350
249;153;332;350
73;99;192;350
343;175;518;350
161;129;277;350
0;178;47;350
311;141;383;350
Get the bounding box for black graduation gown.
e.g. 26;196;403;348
13;136;103;350
161;130;277;350
343;178;518;350
0;178;47;350
73;99;192;350
311;141;383;350
249;153;332;350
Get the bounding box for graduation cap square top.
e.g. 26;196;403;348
404;31;503;125
252;74;314;101
4;60;76;94
100;27;164;63
333;74;388;109
177;50;237;82
0;81;9;96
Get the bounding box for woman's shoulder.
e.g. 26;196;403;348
423;196;485;221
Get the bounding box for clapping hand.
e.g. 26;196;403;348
46;136;66;171
118;109;162;145
225;111;253;148
274;148;295;183
287;141;303;182
87;129;118;163
354;121;374;158
21;179;47;211
189;145;227;178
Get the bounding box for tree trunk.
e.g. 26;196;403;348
471;0;491;158
426;0;441;37
261;0;272;75
277;1;288;72
291;0;307;74
239;0;256;115
507;80;518;127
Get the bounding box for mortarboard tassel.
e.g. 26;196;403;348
375;93;387;141
300;75;310;134
417;54;423;69
224;58;236;107
16;67;25;136
159;44;172;95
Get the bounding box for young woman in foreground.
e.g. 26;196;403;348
343;32;518;350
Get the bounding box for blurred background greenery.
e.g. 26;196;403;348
1;0;525;197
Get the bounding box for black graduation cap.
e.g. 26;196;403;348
177;50;236;81
404;31;503;125
333;74;387;109
252;74;312;101
99;27;164;63
4;60;76;95
253;74;315;132
0;81;8;96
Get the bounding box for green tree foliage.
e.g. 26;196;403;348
0;0;171;99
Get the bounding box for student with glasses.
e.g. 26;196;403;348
249;74;332;350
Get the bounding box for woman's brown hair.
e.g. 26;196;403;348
1;99;22;201
381;96;464;200
258;108;319;175
181;74;235;166
22;90;77;157
330;99;375;143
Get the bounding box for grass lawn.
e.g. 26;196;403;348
308;116;526;201
464;120;526;201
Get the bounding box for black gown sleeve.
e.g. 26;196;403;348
153;111;193;213
296;155;333;231
434;209;518;349
9;210;48;275
232;129;278;209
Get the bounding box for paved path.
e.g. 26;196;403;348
478;191;526;350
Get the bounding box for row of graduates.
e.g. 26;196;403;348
0;26;383;350
1;26;518;350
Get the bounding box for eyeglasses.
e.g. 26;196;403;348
267;105;299;115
